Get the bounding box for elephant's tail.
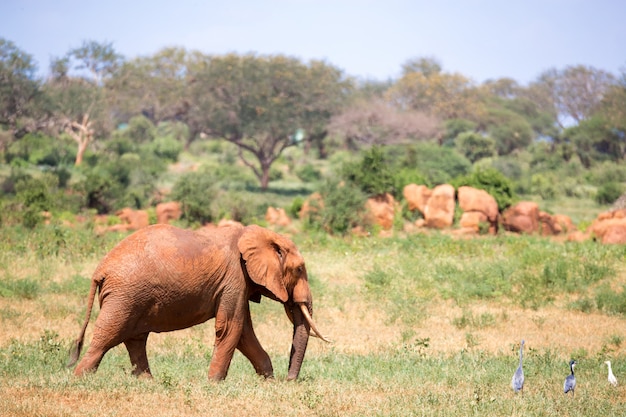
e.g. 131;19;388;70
67;278;100;368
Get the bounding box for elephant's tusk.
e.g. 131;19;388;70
299;303;331;343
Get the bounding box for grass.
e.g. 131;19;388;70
1;224;626;416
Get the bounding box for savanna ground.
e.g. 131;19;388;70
1;215;626;417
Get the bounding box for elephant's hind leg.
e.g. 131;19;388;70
124;333;152;377
74;306;130;376
74;331;119;376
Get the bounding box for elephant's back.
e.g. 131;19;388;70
93;224;224;283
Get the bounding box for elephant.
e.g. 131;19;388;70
67;223;328;381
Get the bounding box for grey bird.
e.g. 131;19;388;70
511;340;525;394
564;360;577;395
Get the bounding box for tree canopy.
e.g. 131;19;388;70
1;38;625;203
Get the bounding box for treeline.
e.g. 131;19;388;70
1;38;625;230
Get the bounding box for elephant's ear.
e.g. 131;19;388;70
238;225;288;302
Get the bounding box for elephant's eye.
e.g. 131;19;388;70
273;244;283;260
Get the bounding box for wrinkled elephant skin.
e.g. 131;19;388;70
68;223;324;381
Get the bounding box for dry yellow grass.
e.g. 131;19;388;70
2;232;626;416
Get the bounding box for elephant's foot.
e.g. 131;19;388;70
131;366;153;378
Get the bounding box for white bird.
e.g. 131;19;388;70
511;340;525;394
605;361;618;387
564;360;577;395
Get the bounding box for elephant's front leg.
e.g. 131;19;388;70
237;307;273;378
208;308;245;381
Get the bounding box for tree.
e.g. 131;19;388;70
107;47;191;128
67;40;122;85
388;59;486;121
188;53;349;190
44;40;122;165
296;59;353;158
45;62;104;165
328;98;442;149
535;65;616;127
455;131;496;163
484;108;533;155
0;38;48;148
401;56;442;77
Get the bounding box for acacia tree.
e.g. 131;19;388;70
45;41;122;165
328;98;442;149
107;47;191;128
387;57;486;121
188;53;349;189
535;65;616;127
0;38;49;149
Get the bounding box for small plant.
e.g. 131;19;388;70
595;182;624;205
465;332;480;348
568;297;595;313
364;266;391;289
0;278;40;300
452;311;496;329
295;163;322;183
307;178;367;235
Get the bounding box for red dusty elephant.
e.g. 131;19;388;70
68;223;328;381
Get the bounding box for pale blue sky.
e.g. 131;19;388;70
2;0;625;84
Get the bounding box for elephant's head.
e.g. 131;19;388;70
238;225;328;380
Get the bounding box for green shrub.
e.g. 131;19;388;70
149;136;183;162
295;163;322;183
392;167;429;198
212;191;258;223
442;118;477;147
306;179;366;235
587;161;626;185
531;173;558;200
15;174;60;228
288;196;305;218
105;134;138;156
125;115;156;143
595;182;624;205
452;167;515;211
6;133;75;167
75;165;127;214
0;278;40;299
595;284;626;315
342;146;394;196
170;171;219;225
1;167;32;195
455;132;496;163
401;142;471;185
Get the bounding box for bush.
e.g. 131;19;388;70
125;115;156;143
442;119;477;147
288;196;305;218
595;182;624;205
148;136;183;162
452;167;515;212
212;191;258;224
170;171;219;225
400;143;471;185
295;163;322;183
392;167;429;199
455;132;496;163
342;146;394;196
15;174;59;228
306;179;367;235
531;173;558;200
6;133;75;167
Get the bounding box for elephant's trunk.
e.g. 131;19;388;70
286;302;311;381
